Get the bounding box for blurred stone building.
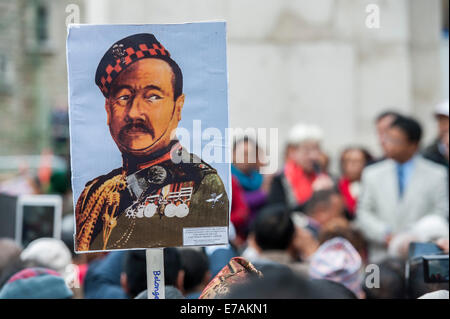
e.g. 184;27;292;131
1;0;448;174
0;0;83;158
85;0;449;172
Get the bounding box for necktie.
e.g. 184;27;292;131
397;165;405;197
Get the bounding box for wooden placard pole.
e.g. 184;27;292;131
146;248;165;299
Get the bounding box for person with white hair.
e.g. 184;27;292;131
20;238;72;278
267;123;334;211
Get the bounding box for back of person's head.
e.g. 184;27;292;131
179;249;210;295
0;267;73;299
408;258;449;299
122;250;146;298
0;239;22;279
364;257;406;299
311;279;358;299
226;266;317;299
305;189;344;226
226;266;357;299
254;204;295;251
390;115;423;144
305;189;338;215
164;248;183;288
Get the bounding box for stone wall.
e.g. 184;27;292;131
83;0;448;172
0;0;84;156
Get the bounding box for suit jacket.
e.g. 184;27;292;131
355;156;448;259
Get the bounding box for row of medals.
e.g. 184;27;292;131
125;196;190;219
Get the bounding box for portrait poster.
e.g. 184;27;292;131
67;22;230;252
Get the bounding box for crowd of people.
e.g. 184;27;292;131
0;100;448;299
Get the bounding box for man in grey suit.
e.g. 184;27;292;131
356;115;448;262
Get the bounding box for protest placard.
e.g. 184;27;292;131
67;22;230;253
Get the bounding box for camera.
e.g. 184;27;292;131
405;242;449;298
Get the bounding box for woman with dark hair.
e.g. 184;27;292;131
231;136;268;244
338;147;373;219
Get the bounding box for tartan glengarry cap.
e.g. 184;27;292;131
95;33;174;97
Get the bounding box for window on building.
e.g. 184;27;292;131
35;3;49;45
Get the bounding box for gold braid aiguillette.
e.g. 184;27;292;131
76;174;127;251
102;191;121;250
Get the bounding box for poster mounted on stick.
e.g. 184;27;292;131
67;22;230;253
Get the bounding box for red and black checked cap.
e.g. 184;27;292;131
95;33;175;98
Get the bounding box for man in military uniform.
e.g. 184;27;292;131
75;33;229;251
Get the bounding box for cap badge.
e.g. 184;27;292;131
111;43;126;62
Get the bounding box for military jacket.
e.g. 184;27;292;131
75;144;229;251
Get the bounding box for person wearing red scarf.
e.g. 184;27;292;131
230;176;250;246
268;124;334;210
284;159;318;205
337;147;373;219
